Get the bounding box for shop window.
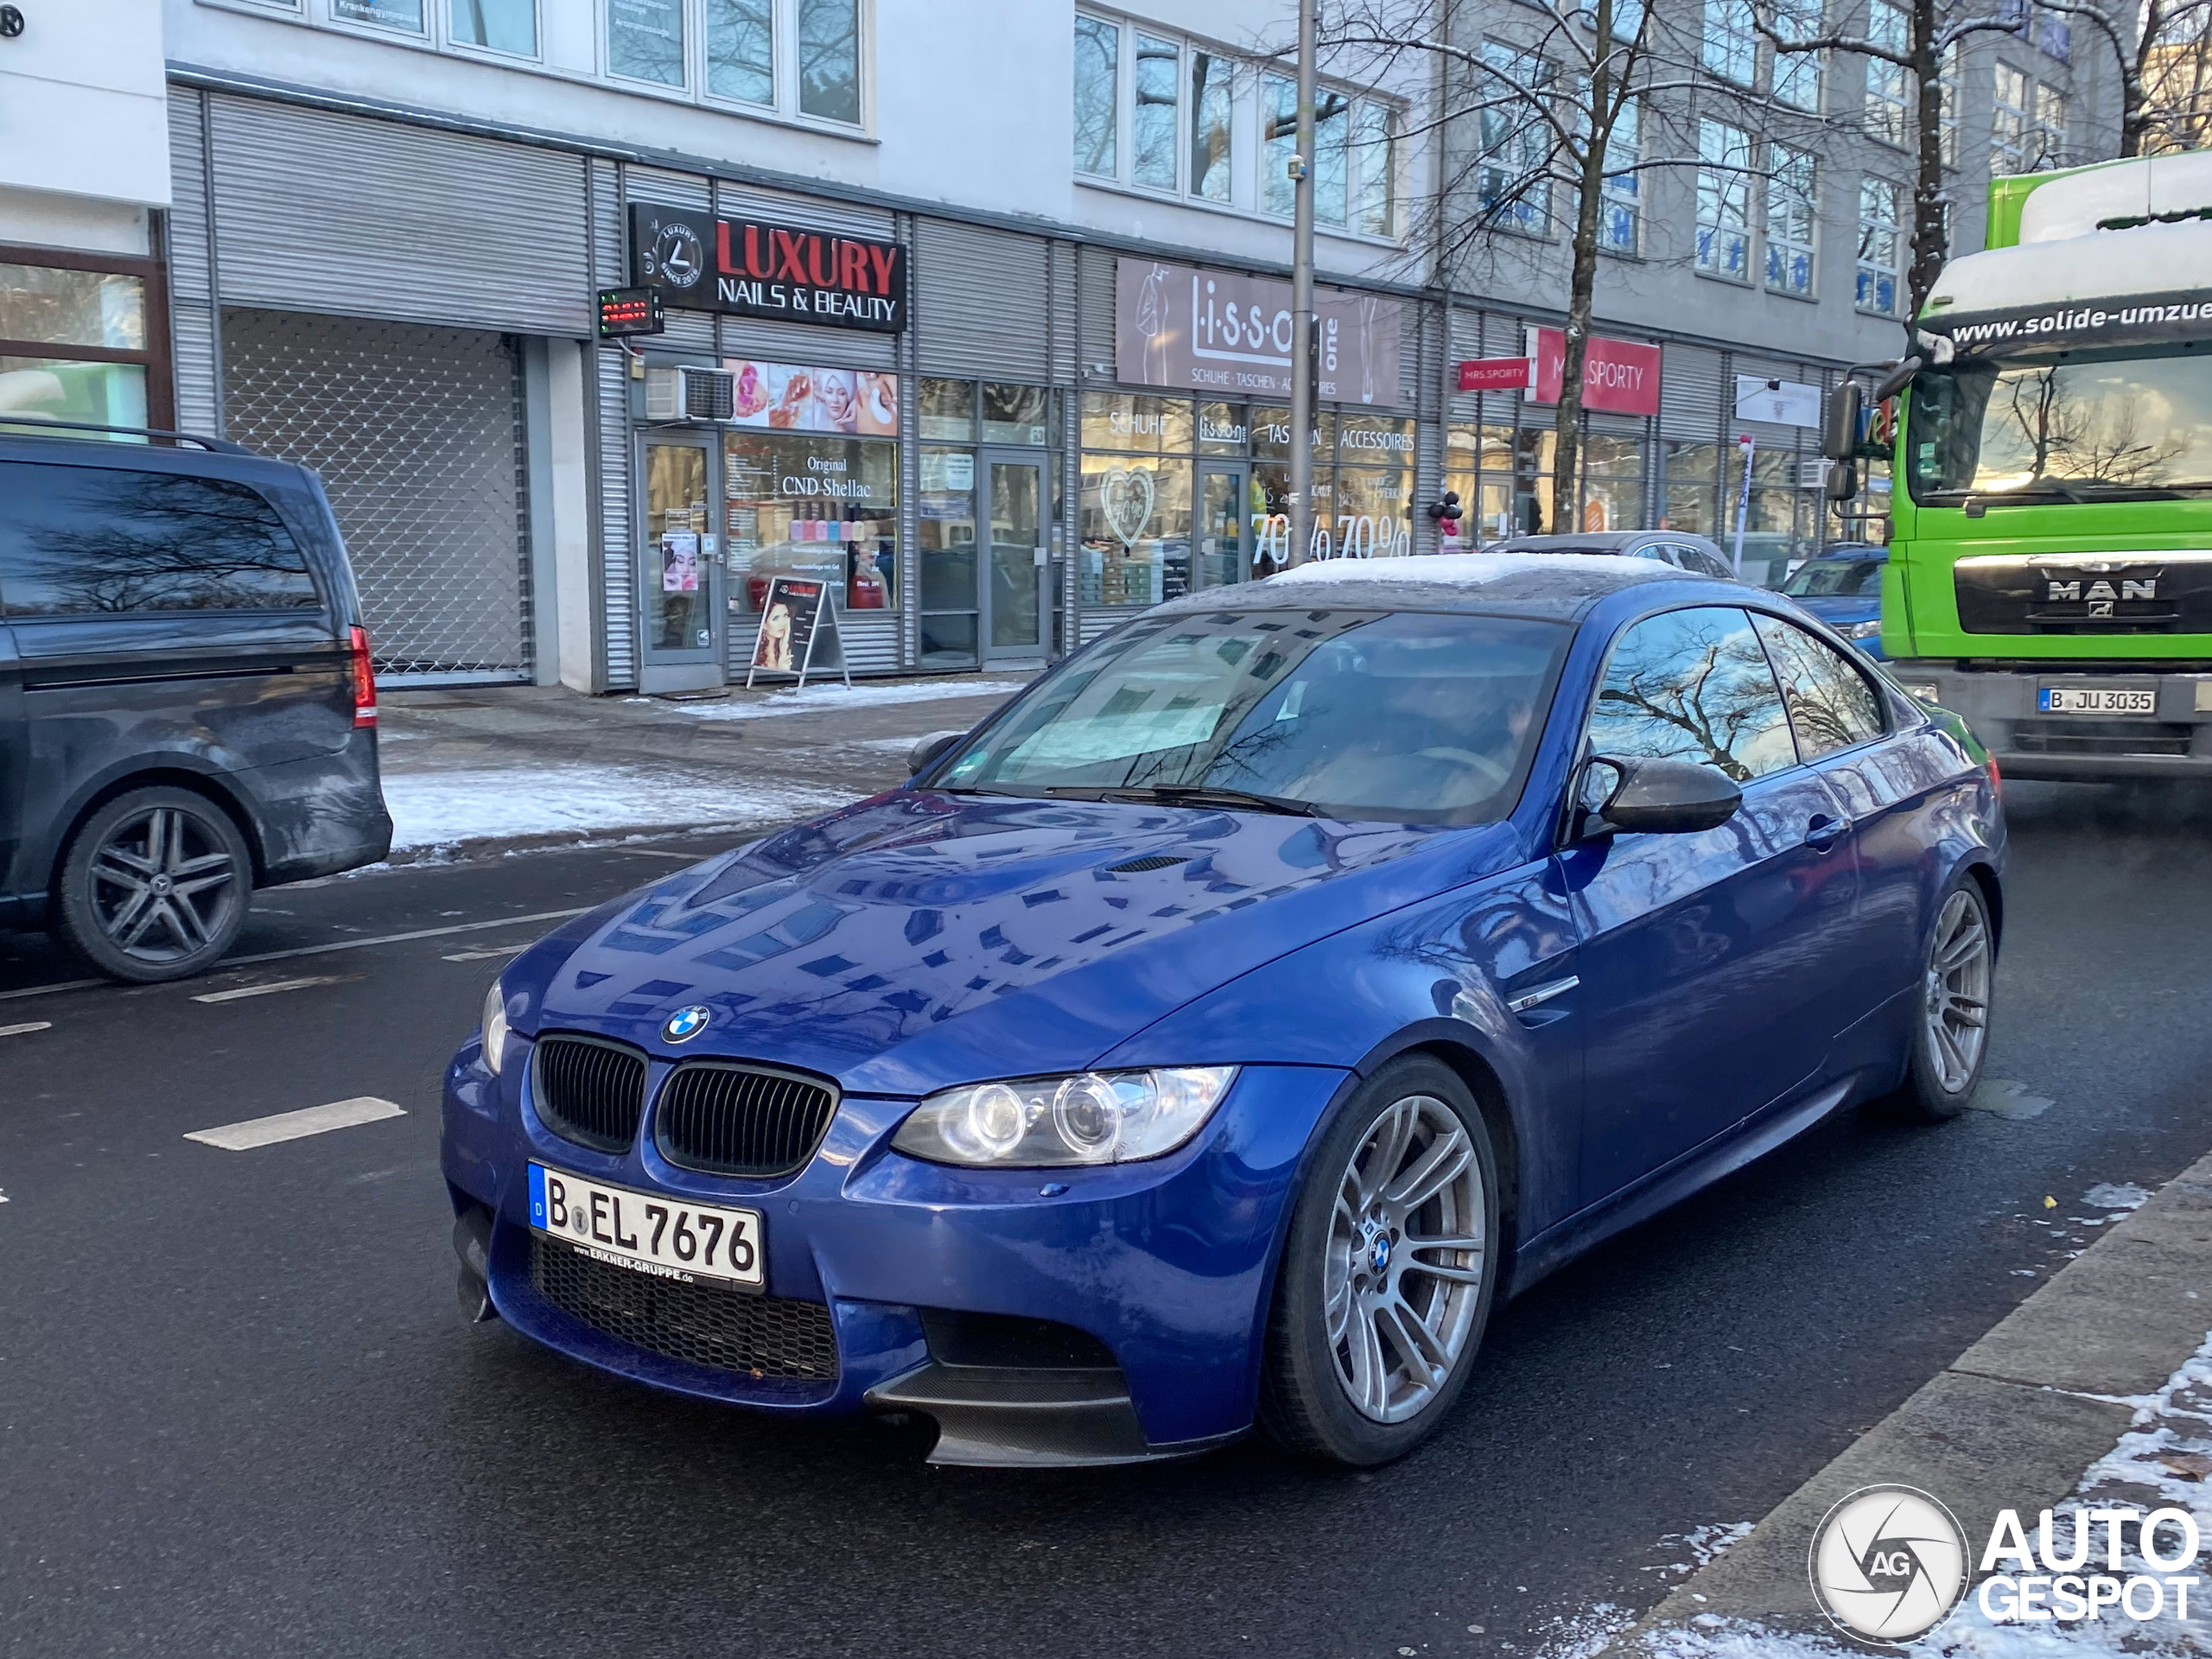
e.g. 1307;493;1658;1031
1078;391;1194;607
1133;35;1180;190
1662;442;1719;538
1073;16;1120;177
334;0;425;35
610;0;686;86
719;359;899;613
920;378;977;441
982;385;1058;447
450;0;537;54
1190;52;1235;203
798;0;861;124
707;0;775;105
1198;402;1249;455
0;256;165;439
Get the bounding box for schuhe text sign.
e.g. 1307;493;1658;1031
1526;327;1662;416
631;204;908;334
1116;259;1403;404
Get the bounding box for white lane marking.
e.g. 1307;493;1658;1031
0;1020;53;1037
441;944;536;963
184;1096;406;1151
613;849;698;860
190;976;343;1005
0;906;591;1004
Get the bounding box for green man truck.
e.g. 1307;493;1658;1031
1825;149;2212;779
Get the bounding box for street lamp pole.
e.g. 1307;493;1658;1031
1287;0;1319;569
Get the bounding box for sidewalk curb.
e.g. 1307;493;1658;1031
1600;1149;2212;1652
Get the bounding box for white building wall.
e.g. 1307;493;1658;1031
0;0;171;251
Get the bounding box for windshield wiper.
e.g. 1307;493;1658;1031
1096;784;1326;817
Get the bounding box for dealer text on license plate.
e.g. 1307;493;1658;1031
529;1164;763;1290
2038;684;2158;715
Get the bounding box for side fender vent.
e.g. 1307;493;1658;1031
1106;854;1190;874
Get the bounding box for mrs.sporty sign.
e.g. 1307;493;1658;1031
631;204;908;333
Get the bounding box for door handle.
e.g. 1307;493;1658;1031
1804;813;1851;851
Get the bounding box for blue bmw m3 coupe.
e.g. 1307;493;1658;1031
442;554;2005;1467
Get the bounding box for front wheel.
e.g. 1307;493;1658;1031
54;786;252;983
1892;874;1996;1122
1259;1057;1501;1465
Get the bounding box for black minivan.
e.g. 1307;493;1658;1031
0;424;393;982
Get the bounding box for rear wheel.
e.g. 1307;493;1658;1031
54;786;252;983
1892;874;1995;1122
1260;1057;1500;1465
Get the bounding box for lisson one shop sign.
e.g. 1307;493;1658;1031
1115;259;1403;404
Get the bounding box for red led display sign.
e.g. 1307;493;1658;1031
596;287;665;339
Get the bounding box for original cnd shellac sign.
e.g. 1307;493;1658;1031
630;204;908;334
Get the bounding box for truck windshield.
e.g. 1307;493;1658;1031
1906;346;2212;501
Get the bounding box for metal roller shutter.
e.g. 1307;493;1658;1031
591;157;637;688
916;219;1048;379
1661;342;1726;442
1076;243;1114;374
222;308;531;683
716;314;894;370
204;95;590;335
715;180;893;239
165;90;219;435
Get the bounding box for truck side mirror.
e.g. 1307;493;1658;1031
1873;355;1924;403
1823;382;1862;464
1825;459;1860;501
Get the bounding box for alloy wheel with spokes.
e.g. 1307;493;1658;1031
1325;1094;1488;1424
1261;1057;1501;1465
56;786;251;982
1923;889;1992;1093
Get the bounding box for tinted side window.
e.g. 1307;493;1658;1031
0;462;321;617
1751;613;1887;759
1674;544;1732;578
1586;605;1798;782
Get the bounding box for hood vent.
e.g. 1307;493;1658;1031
1106;854;1191;874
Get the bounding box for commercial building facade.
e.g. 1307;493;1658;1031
131;0;2112;691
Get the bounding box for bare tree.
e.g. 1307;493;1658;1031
1320;0;1828;533
2132;0;2212;151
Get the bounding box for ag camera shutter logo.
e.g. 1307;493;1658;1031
1808;1484;1969;1643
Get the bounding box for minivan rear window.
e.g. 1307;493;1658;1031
0;462;322;616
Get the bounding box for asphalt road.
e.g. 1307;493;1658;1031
3;779;2209;1659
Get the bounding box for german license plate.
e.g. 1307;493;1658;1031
2037;684;2158;715
529;1164;763;1291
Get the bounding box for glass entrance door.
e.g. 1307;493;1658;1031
1195;466;1249;589
640;435;722;680
985;457;1046;660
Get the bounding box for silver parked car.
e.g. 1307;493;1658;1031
1484;531;1738;581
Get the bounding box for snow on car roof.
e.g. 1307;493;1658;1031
1149;551;1694;623
1268;553;1640;586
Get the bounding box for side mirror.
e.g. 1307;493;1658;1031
1579;756;1742;837
1825;458;1860;502
908;731;965;777
1873;355;1923;403
1822;381;1862;464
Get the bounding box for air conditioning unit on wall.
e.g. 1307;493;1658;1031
644;366;736;423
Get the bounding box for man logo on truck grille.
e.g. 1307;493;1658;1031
2047;579;2157;601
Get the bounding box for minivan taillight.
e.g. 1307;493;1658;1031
349;626;378;728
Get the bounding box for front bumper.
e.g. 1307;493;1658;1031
1891;662;2212;780
442;1040;1348;1463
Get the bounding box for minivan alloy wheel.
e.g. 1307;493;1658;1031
1324;1093;1488;1424
1923;888;1992;1093
89;806;241;963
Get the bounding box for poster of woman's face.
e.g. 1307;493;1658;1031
753;601;793;671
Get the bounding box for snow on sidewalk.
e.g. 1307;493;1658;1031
645;679;1031;721
381;766;854;852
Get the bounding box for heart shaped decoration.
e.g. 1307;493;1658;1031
1100;466;1156;548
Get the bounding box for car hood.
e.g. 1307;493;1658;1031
508;790;1522;1095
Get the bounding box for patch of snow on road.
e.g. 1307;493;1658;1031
662;680;1031;720
1535;1602;1637;1659
1646;1523;1758;1577
2082;1182;2152;1212
382;767;851;850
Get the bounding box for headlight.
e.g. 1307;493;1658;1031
1846;620;1883;640
892;1067;1238;1168
481;978;510;1075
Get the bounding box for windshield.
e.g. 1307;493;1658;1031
936;607;1567;824
1783;559;1882;597
1907;346;2212;500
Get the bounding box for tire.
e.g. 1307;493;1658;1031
1891;872;1996;1122
1259;1056;1502;1465
54;786;253;983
